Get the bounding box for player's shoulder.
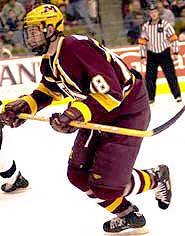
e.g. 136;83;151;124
63;35;90;47
61;35;93;56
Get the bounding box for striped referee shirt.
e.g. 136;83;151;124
138;18;178;58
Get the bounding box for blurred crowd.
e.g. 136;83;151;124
122;0;185;44
0;0;98;58
0;0;185;58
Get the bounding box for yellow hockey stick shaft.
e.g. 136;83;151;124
18;113;153;137
18;104;185;137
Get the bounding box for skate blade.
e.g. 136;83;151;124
1;186;31;194
104;226;149;236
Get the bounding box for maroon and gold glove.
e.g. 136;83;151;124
49;107;84;133
1;99;31;128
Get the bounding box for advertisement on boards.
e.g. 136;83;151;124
0;43;185;101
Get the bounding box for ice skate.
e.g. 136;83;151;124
152;165;172;209
103;205;148;235
1;171;29;193
175;96;182;103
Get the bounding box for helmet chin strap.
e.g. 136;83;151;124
48;31;58;42
32;44;48;55
47;29;63;43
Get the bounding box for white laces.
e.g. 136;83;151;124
155;182;169;203
110;217;126;229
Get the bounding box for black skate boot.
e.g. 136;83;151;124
103;205;147;235
1;171;29;192
152;165;172;209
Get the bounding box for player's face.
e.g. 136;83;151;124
149;9;159;21
26;25;46;49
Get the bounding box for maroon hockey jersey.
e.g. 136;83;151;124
27;35;137;123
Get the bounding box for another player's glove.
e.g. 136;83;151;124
1;99;31;128
49;107;84;133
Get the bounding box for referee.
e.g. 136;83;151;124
138;3;182;104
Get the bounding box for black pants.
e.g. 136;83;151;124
145;48;181;101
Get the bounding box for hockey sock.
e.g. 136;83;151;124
85;168;157;215
0;160;19;185
98;197;132;215
86;188;131;214
123;168;158;196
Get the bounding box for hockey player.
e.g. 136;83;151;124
0;101;29;192
1;5;172;234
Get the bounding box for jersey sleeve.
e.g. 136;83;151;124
21;77;67;115
31;78;65;111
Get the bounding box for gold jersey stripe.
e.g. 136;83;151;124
105;196;123;212
71;101;92;122
53;37;82;92
37;83;64;101
91;38;99;46
54;37;64;63
103;47;112;62
52;37;65;77
57;63;81;91
91;38;111;62
140;170;151;192
90;93;121;112
20;95;38;115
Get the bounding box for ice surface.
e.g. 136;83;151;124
0;93;184;236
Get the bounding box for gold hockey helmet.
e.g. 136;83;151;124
23;4;64;55
24;4;64;32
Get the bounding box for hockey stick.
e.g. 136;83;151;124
18;105;185;137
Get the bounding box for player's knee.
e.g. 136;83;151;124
67;165;89;192
90;185;123;200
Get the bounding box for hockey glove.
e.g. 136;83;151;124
1;99;31;128
50;107;84;133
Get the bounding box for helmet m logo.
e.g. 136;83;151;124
44;6;57;13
